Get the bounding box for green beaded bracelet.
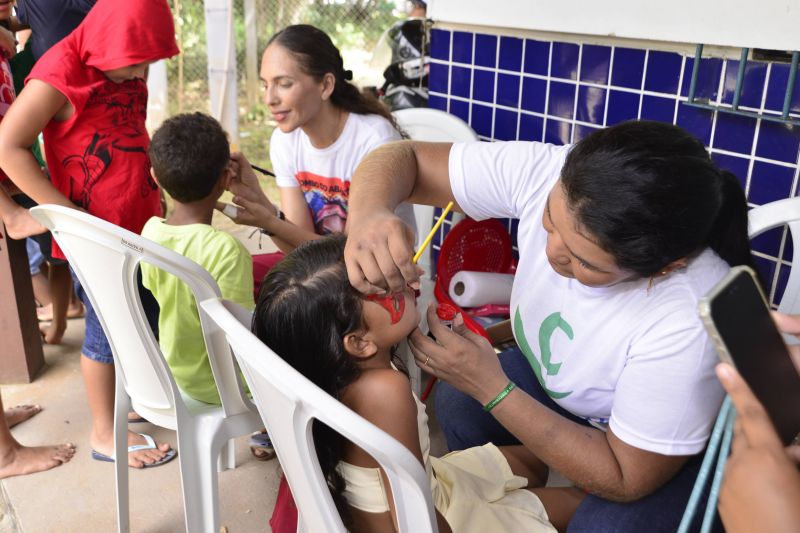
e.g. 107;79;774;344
482;381;516;412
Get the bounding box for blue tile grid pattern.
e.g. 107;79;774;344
428;28;800;306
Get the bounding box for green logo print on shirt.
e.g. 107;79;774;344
514;307;573;399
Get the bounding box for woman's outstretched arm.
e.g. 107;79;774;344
344;140;457;294
219;152;322;252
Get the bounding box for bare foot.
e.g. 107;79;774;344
4;206;46;240
36;303;53;322
4;404;42;428
37;302;85;322
0;440;76;479
90;430;172;468
39;321;66;345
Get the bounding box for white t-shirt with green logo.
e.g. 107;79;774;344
449;141;727;456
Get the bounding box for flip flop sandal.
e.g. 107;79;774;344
249;430;276;461
91;433;177;468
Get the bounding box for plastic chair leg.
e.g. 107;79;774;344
178;431;221;533
114;377;131;533
217;438;236;472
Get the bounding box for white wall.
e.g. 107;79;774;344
428;0;800;50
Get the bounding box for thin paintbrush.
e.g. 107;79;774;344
412;201;454;264
250;164;275;177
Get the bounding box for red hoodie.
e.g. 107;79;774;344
0;53;15;183
27;0;179;258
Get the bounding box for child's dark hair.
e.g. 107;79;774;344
148;112;230;203
252;234;363;523
267;24;395;126
561;120;753;276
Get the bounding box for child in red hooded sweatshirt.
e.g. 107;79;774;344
0;0;180;468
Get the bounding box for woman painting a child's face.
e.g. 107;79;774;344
260;42;333;135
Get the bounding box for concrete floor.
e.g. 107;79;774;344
0;214;563;532
1;319;281;533
0;216;282;533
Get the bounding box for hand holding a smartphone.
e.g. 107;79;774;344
771;312;800;371
699;266;800;444
716;362;800;533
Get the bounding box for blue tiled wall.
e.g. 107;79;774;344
428;27;800;306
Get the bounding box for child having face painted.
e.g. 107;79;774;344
253;234;557;533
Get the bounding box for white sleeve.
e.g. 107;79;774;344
609;296;725;455
269;129;300;188
359;115;403;155
449;141;570;221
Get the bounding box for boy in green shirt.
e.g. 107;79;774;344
142;112;254;405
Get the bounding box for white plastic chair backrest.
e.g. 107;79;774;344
199;298;438;533
29;205;252;416
392;108;477;267
748;197;800;317
393;108;479;144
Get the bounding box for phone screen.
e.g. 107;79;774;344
709;269;800;444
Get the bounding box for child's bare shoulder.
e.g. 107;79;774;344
341;368;423;463
352;367;411;396
343;368;415;418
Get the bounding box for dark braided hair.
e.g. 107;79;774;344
267;24;395;126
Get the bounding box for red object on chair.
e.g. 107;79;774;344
434;218;513;338
421;218;513;401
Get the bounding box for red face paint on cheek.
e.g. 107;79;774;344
366;292;406;324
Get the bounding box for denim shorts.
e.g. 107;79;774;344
71;269;159;364
27;238;44;275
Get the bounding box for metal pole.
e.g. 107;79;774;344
687;44;703;102
732;48;749;110
782;51;799;119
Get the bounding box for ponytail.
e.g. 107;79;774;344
706;170;754;269
331;74;395;124
268;25;396;126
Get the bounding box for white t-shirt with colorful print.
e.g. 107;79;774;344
449;140;728;456
270;112;416;236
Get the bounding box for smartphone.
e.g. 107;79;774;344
699;265;800;445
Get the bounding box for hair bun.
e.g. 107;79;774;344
343;69;353;81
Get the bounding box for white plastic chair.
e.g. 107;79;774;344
29;205;262;533
749;197;800;316
199;297;439;533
